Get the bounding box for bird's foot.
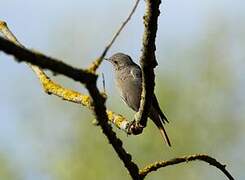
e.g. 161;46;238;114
127;120;144;135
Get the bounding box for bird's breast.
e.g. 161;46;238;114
115;70;142;111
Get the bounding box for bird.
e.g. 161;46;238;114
106;52;171;147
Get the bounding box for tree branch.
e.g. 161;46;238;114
0;20;133;135
87;0;140;73
86;83;142;180
0;1;236;179
0;36;96;84
139;154;235;180
0;21;91;105
0;20;141;179
136;0;161;127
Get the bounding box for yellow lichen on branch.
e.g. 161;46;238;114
0;20;92;108
87;57;101;74
107;110;130;132
1;16;141;179
0;20;132;133
0;21;19;43
0;0;236;177
32;66;92;107
139;154;234;180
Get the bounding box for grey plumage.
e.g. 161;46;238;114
106;53;171;147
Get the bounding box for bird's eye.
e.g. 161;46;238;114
114;61;118;64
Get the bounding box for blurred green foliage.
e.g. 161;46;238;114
49;24;242;180
0;155;18;180
1;2;244;179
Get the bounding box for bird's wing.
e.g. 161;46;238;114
120;89;140;112
130;66;142;80
116;66;142;111
130;67;169;124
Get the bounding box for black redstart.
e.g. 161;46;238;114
106;53;171;147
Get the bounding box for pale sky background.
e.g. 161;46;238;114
0;0;244;180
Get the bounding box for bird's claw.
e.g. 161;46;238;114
127;120;144;135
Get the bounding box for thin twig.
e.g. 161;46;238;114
139;154;235;180
0;20;131;132
0;21;20;43
0;2;236;179
88;0;141;73
0;29;133;131
102;72;106;94
0;21;141;179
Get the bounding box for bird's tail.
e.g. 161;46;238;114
157;119;171;147
149;109;171;147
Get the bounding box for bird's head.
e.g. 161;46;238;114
105;53;135;70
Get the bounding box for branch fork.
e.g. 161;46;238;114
0;0;235;179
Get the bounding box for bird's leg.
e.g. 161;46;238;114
134;112;141;123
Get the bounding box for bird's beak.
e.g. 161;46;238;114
104;58;112;64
